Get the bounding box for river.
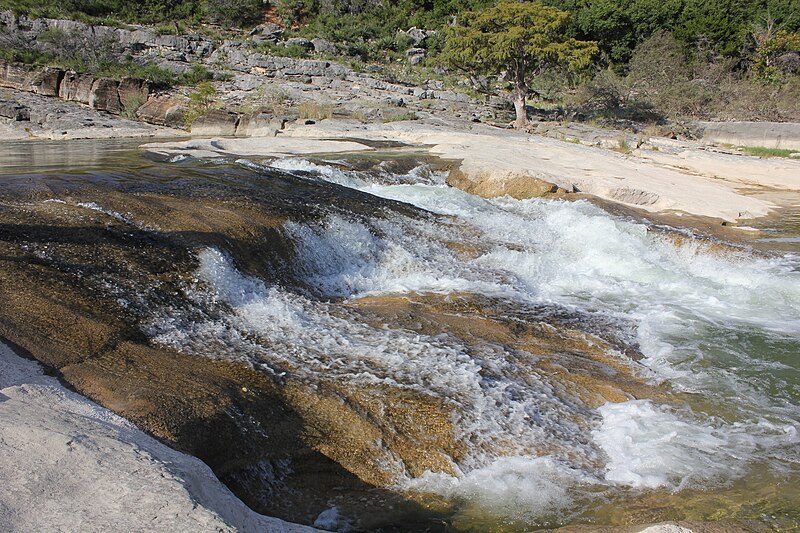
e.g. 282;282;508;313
1;139;798;531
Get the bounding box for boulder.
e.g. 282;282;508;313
135;95;188;129
27;67;64;96
775;51;800;74
58;72;96;105
250;22;283;41
311;38;337;55
0;100;30;121
89;77;122;114
117;77;151;108
0;61;32;91
191;109;241;136
235;111;284;137
284;37;314;51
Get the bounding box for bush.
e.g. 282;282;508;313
121;92;147;119
201;0;263;27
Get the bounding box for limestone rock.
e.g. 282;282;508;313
447;168;562;199
285;37;314;51
0;100;30;121
27;67;64;96
311;38;337;55
117;77;151;108
59;71;96;105
191;109;241;136
235;111;284;137
136;95;188;129
89;77;122;114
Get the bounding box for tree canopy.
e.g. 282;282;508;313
441;0;596;127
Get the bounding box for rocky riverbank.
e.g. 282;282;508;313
143;118;800;225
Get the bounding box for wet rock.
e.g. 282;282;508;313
0;176;449;527
447;167;563;199
191;109;241;136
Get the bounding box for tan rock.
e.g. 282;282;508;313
191;108;241;136
136;94;188;128
89;77;122;113
59;71;96;104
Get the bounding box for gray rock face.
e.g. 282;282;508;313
698;121;800;150
0;100;30;121
250;22;283;43
1;9;215;63
284;37;314;51
311;38;337;55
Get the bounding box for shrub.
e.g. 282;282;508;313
120;93;147;119
201;0;263;27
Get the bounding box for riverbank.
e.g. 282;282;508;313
143;117;800;225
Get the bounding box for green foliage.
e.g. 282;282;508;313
740;146;798;158
382;110;418;122
201;0;263;27
180;63;215;84
120;92;147;119
188;81;217;109
440;1;596;79
440;0;596;126
0;0;203;25
752;30;800;83
185;81;217;126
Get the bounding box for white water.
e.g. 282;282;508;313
151;156;800;522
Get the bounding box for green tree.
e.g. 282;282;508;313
441;0;596;128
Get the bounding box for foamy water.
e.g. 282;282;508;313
150;156;800;524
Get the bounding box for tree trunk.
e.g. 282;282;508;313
513;62;528;129
513;90;527;129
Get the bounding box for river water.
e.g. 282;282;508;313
1;140;799;530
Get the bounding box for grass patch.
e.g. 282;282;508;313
740;146;799;158
298;101;333;120
383;111;418;123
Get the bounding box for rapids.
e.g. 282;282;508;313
0;142;798;530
